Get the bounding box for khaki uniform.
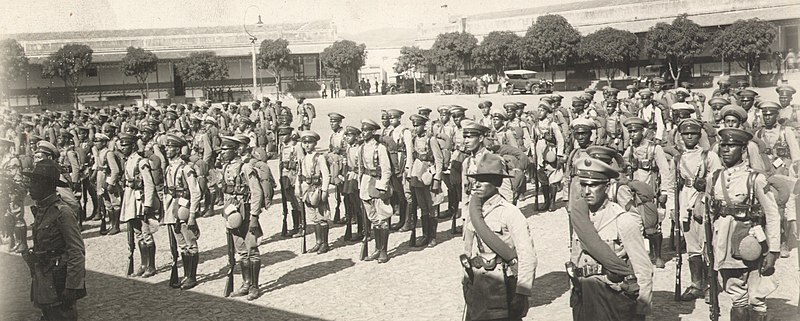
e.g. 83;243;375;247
120;152;159;245
462;148;514;207
637;103;665;142
221;157;263;260
359;139;393;223
296;151;331;224
164;159;202;253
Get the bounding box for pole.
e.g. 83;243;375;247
252;39;258;102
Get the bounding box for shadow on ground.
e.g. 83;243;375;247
260;258;355;293
529;271;570;307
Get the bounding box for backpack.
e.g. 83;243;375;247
251;160;275;208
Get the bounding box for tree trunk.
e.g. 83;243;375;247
668;61;680;88
276;72;282;100
74;85;79;110
563;59;568;91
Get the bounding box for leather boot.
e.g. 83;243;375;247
351;207;364;241
133;241;147;277
233;260;251;297
749;308;767;321
308;225;321;253
142;243;157;278
399;204;414;232
428;215;437;248
173;252;187;288
5;227;15;252
364;228;381;262
540;184;551;211
650;233;665;269
99;208;108;235
181;253;198;290
548;184;559;211
290;210;303;237
680;256;705;301
247;258;261;301
378;228;390;263
344;209;353;240
729;306;749;321
107;209;121;235
14;226;28;253
317;225;330;254
414;216;428;247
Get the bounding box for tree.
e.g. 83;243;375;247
0;39;29;107
579;27;639;85
429;32;478;74
121;46;158;104
712;18;777;86
44;43;93;109
257;38;293;100
523;14;581;88
320;40;366;90
394;46;428;74
473;31;521;75
645;14;707;88
176;51;229;100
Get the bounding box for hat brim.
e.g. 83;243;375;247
466;173;513;180
22;172;69;187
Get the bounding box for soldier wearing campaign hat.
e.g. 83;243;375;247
568;158;653;320
624;116;673;267
407;114;444;247
277;125;304;237
342;125;365;241
219;135;264;300
118;132;160;278
674;118;724;301
359;118;393;263
163;134;202;289
327;112;347;224
534;102;566;211
707;128;781;321
295;131;332;254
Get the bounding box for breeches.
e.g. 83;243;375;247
175;222;199;254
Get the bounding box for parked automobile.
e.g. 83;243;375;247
504;70;552;94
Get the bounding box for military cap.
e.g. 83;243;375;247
623;117;648;130
502;102;517;110
164;110;178;119
164;133;187;147
437;105;451;113
720;105;747;121
718;128;753;145
220;136;243;149
299;131;321;143
759;101;781;113
626;84;638;91
117;133;138;146
490;108;508;120
738;89;757;99
604;99;619;106
540;96;555;104
717;79;731;85
671;102;694;112
409;114;429;125
276;126;295;136
586;145;619;164
653;77;665;84
449;105;467;115
681;81;694;88
571;96;586;104
328;112;345;121
571;118;596;132
238;116;254;125
551;93;564;100
275;100;283;105
638;89;653;97
140;123;157;134
708;97;730;108
235;134;251;146
416;106;432;114
23;158;68;187
361;119;381;131
576;158;619;182
579;93;594;101
297;97;306;103
466;153;512;180
263;97;271;102
607;88;620;95
583;88;597;94
344;126;361;136
93;133;110;142
736;79;749;86
777;85;796;96
60;129;73;139
478;101;492;109
386;109;404;118
678;118;703;134
203;116;218;126
515;102;527;109
538;102;553;113
675;87;690;96
461;120;490;136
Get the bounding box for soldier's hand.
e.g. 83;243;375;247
187;223;200;237
658;195;667;207
432;179;442;192
249;219;260;234
760;252;778;276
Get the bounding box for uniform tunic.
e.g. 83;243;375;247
164;158;202;253
297;151;331;224
359;138;393;222
534;117;565;184
120;152;159;244
637;103;665;142
409;131;444;212
756;124;800;177
279;139;303;210
222;157;263;259
678;147;722;256
461;147;514;207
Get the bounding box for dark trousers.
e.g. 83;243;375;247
571;277;643;321
41;302;77;321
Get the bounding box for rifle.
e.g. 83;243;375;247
279;176;289;237
674;158;682;301
127;222;135;276
223;228;235;297
168;224;180;288
300;205;307;254
360;203;370;261
704;196;720;321
532;147;540;211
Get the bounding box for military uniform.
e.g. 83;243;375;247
0;139;27;251
342;126;365;240
94;134;123;235
564;118;595;216
296;98;315;131
408;114;444;247
636;89;666;143
296;131;332;253
383;109;413;231
359;119;393;263
433;106;459;220
707;128;781;320
602;100;628;153
327;113;347;224
278;126;304;236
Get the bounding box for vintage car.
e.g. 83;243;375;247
504;70;552;94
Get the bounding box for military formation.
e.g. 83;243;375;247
1;78;799;321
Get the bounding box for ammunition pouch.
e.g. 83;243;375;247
774;143;790;158
280;161;297;170
414;152;433;162
27;250;67;306
573;263;604;277
125;179;143;190
462;262;516;321
300;175;322;186
366;169;381;178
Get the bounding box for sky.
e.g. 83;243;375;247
0;0;585;35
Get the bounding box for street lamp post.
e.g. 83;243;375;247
244;6;263;101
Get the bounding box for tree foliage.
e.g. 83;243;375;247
429;32;478;73
645;14;707;87
320;40;366;89
176;51;228;98
43;43;93;109
579;27;638;84
523;14;581;83
473;31;521;75
257;38;293;98
121;46;158;100
0;39;29;103
711;18;777;83
394;46;428;74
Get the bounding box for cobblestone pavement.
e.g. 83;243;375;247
2;90;799;321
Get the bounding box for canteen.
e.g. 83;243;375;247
177;206;190;221
737;235;763;261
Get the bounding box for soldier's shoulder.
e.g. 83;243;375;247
52;198;76;218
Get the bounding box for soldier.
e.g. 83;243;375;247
22;158;87;321
0;138;27;252
94;133;123;235
602;98;628;153
118;133;159;278
408;114;444;247
75;126;97;221
296;97;316;131
713;79;734;100
622;117;672;268
327;112;347;224
490;108;519;148
278;125;304;237
140;123;167;221
477;101;493;128
563;118;596;216
739;89;763;130
449;106;469;233
708;97;730;128
343;126;365;241
383;109;413;231
636;89;666;144
568;159;653;321
777;85;800;134
674;118;723;301
707;128;781;321
219;136;264;300
163;134;202;290
359;119;393;263
623;84;640;115
461;153;536;321
533;102;565;211
295;131;332;254
716;105;767;172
